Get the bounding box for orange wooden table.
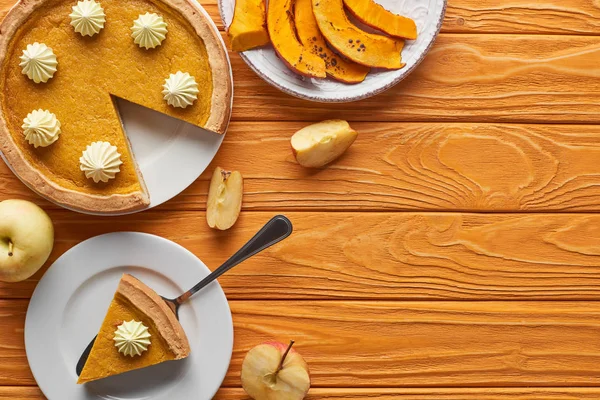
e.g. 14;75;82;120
2;0;600;399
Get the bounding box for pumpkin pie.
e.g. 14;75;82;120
0;0;232;213
77;273;190;383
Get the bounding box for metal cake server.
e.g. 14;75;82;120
76;215;293;376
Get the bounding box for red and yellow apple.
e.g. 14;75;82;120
0;199;54;282
241;340;310;400
291;120;358;168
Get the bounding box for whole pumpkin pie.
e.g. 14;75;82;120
0;0;232;213
77;273;190;383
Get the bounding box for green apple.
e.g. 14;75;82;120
241;340;311;400
0;200;54;282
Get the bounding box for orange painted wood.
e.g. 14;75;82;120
4;122;600;212
444;1;600;35
1;0;600;397
2;0;598;35
226;34;600;124
2;211;600;300
2;300;600;387
215;387;600;400
5;387;600;400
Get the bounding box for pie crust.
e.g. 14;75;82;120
117;273;190;359
0;0;232;213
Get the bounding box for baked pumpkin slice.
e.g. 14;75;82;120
343;0;417;40
0;0;232;214
295;0;369;83
268;0;326;78
228;0;270;51
77;274;190;384
312;0;405;69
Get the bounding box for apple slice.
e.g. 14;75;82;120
291;120;358;168
268;0;326;78
343;0;418;40
228;0;270;52
294;0;369;83
312;0;405;69
241;340;311;400
206;167;243;230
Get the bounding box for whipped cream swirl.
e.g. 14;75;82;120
162;71;199;108
19;43;58;83
114;320;151;357
22;109;61;148
69;0;106;37
79;141;123;183
131;13;168;49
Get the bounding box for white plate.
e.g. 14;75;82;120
1;1;232;216
25;232;234;400
219;0;446;102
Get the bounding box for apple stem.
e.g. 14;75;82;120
7;241;13;257
275;340;295;374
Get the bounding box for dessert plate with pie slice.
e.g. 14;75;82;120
25;232;234;400
0;0;233;215
220;0;445;102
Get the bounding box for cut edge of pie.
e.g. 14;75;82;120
0;0;233;214
77;273;191;384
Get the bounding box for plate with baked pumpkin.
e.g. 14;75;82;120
25;232;233;400
0;0;233;215
221;0;446;102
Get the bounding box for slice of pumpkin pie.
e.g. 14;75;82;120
77;274;190;383
0;0;232;213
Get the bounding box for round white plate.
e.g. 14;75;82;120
25;232;234;400
219;0;446;102
1;0;232;216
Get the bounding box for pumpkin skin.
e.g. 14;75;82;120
268;0;326;78
228;0;270;52
311;0;405;69
343;0;417;40
295;0;369;83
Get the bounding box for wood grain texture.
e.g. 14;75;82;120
2;211;600;301
5;387;600;400
214;388;600;400
444;1;600;35
5;122;600;212
2;0;599;35
227;34;600;124
2;300;600;387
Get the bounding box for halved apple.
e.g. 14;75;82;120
291;120;358;168
268;0;326;78
206;167;243;230
294;0;369;83
343;0;418;40
228;0;270;52
312;0;405;69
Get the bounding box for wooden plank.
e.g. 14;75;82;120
214;388;600;399
0;387;44;399
228;34;600;124
2;0;600;35
3;211;600;300
4;122;600;212
2;300;600;386
0;302;29;386
5;387;600;400
444;1;600;35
